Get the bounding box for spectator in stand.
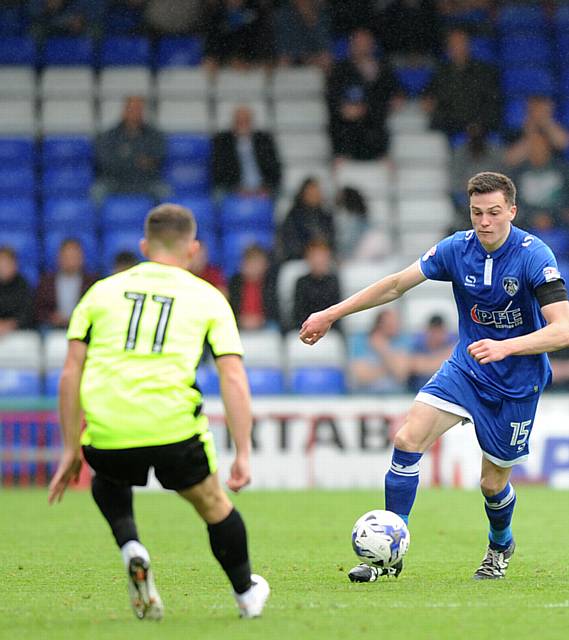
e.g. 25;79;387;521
144;0;203;35
408;314;456;393
113;250;138;274
293;239;341;331
278;177;335;262
212;105;281;198
511;130;569;228
273;0;333;72
450;122;505;221
0;246;34;335
349;308;411;393
505;95;569;168
35;239;98;329
423;28;502;138
29;0;104;38
188;243;228;296
334;186;392;262
374;0;441;57
202;0;274;70
327;28;402;162
229;245;279;331
94;96;167;202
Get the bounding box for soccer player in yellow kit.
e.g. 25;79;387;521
48;204;269;620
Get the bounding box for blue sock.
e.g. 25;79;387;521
384;448;423;524
484;483;516;550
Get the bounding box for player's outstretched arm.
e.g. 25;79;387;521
299;261;426;345
216;354;253;493
468;301;569;364
48;340;87;504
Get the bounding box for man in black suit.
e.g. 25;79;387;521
212;106;282;196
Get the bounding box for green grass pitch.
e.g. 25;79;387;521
0;488;567;640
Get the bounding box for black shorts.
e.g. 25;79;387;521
82;434;214;491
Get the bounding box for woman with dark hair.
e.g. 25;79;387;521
278;177;335;262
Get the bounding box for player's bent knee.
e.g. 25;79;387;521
479;475;508;496
393;428;424;453
178;474;233;524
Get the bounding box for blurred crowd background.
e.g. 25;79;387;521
2;0;569;396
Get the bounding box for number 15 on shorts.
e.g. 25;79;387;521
510;420;531;450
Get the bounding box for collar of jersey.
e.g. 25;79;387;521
472;225;515;259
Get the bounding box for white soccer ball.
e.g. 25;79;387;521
351;509;410;568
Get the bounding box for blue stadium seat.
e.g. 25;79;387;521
103;4;144;34
502;67;555;98
504;98;527;131
0;231;40;283
290;367;347;395
41;165;93;197
0;36;36;65
560;69;569;99
559;100;569;129
220;195;274;231
0;137;35;166
100;195;154;230
0;197;37;231
42;135;93;167
42;37;94;66
171;195;216;232
166;134;211;162
0;369;42;397
164;161;211;196
469;36;497;64
0;166;35;196
44;230;99;273
100;230;144;274
496;5;546;32
222;230;274;276
100;37;151;66
43;198;96;233
157;37;204;67
0;5;29;35
195;365;219;395
246;367;285;395
528;229;569;259
394;65;434;98
554;5;569;31
45;369;61;397
332;36;349;62
499;35;552;66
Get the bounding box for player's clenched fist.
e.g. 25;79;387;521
468;338;511;364
299;310;333;345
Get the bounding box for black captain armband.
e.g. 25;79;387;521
535;280;568;307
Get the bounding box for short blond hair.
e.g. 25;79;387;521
144;204;197;250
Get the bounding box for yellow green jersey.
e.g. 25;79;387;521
67;261;243;449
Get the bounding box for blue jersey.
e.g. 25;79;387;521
418;225;562;399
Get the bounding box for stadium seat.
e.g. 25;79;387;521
44;230;99;273
157;99;211;134
387;101;429;133
271;67;326;100
335;160;391;200
394;65;434;98
40;67;95;99
276;132;330;163
43;330;67;396
397;196;454;231
157;37;204;67
367;198;392;229
98;67;152;99
213;69;267;100
241;329;284;367
220;195;274;231
41;135;93;167
0;166;35;196
469;36;497;64
98;98;129;131
0;99;35;135
0;197;37;231
528;228;569;259
0;369;42;397
100;36;151;66
499;35;552;66
100;195;153;230
395;167;449;197
170;195;216;232
391;132;449;166
285;329;346;368
100;231;144;274
290;367;347;395
496;5;546;32
156;68;210;99
274;100;328;132
0;5;28;35
504;98;527;131
42;165;93;197
401;290;458;333
246;367;285;395
216;100;270;131
166;134;211;162
195;365;219;395
42;37;94;66
44;369;61;397
41;99;96;135
42;198;96;233
0;231;40;284
164;161;210;196
221;230;274;277
0;67;35;99
502;67;555;98
0;36;36;65
340;259;404;299
0;331;42;368
0;136;34;166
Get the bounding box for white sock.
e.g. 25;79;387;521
120;540;150;568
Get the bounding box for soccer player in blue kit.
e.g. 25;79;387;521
299;172;569;581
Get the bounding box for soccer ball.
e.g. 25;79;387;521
351;509;410;568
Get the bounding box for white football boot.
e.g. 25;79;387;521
234;574;270;618
127;556;164;621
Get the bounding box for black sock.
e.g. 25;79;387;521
91;474;139;548
207;509;252;594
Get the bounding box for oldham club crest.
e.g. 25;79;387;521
503;277;519;297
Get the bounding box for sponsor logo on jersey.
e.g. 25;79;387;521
464;274;476;287
422;245;437;261
543;266;561;282
470;300;522;329
502;277;519;296
521;235;534;247
465;230;475;240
